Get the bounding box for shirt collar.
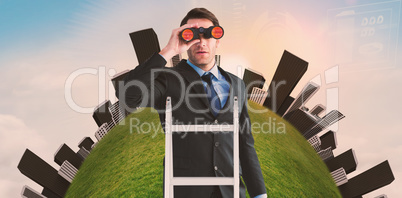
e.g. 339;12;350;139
187;59;220;79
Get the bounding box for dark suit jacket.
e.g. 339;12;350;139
121;53;266;198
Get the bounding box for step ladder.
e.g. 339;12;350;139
164;96;240;198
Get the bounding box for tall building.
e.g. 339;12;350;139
331;168;348;186
109;101;126;125
317;147;334;162
21;185;45;198
249;87;268;105
17;149;70;198
78;137;94;151
276;96;294;117
76;147;90;160
263;50;308;112
325;149;358;174
215;54;221;67
41;187;59;198
242;68;266;99
283;82;320;117
129;28;161;65
319;131;337;150
307;135;322;152
310;104;326;117
285;109;318;135
303;110;345;139
54;144;83;170
58;161;78;183
338;160;394;198
93;100;113;127
95;122;114;141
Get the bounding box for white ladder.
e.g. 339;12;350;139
164;96;240;198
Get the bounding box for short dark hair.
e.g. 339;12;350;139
180;8;219;27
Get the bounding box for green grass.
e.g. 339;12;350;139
248;101;341;197
65;101;341;198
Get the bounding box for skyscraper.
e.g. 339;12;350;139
129;28;161;65
93;100;113;127
249;87;268;105
109;101;126;125
303;110;345;139
58;161;78;183
317;147;334;162
338;160;394;198
95;122;113;141
285;109;318;135
331;168;348;186
18;149;70;198
78;137;94;151
283;82;320;117
54;144;83;170
319;131;337;150
276;96;294;117
242;68;266;99
215;54;221;67
21;185;45;198
263;50;308;112
325;149;358;174
310;104;326;117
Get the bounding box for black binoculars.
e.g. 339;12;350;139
180;26;224;42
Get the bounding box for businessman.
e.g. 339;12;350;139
121;8;267;198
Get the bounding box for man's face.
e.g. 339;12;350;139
186;18;220;70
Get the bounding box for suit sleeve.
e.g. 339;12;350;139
117;53;168;112
239;82;267;197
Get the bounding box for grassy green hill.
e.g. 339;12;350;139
65;101;341;197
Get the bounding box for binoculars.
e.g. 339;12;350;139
180;26;224;42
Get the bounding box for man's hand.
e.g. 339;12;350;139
159;23;200;60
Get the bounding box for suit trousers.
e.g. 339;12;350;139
210;187;223;198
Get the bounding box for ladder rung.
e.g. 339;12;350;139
171;177;235;186
171;125;234;132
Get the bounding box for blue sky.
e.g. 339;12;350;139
0;1;85;61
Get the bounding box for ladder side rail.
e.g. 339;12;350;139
165;97;173;198
233;97;240;198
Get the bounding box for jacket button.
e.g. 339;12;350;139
214;166;218;171
215;142;220;147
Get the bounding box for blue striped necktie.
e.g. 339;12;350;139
201;72;221;117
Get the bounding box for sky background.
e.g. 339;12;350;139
1;0;401;197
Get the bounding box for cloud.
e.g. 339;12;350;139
0;180;22;198
0;114;48;160
0;114;49;197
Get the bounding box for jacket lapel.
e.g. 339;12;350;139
217;66;235;117
176;60;211;112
